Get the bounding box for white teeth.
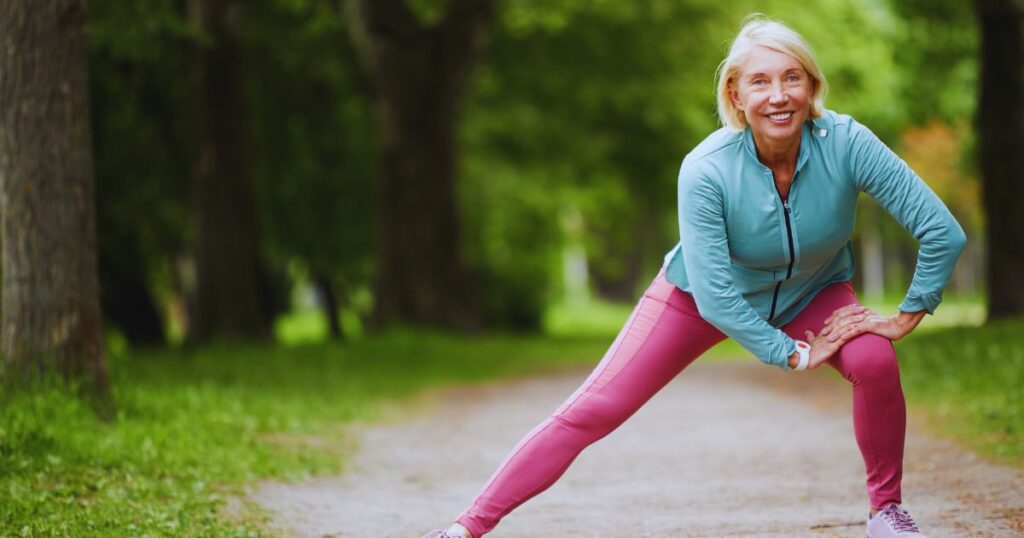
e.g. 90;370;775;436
769;112;793;121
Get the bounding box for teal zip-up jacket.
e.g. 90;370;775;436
662;110;966;369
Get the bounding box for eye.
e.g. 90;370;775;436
786;74;803;83
751;78;768;86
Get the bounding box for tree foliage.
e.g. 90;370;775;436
73;0;995;343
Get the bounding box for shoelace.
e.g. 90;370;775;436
881;505;920;533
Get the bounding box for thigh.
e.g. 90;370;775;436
554;269;725;418
781;281;860;339
781;281;897;382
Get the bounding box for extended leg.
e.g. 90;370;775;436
456;272;724;537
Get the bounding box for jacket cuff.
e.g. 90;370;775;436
771;336;797;371
899;291;942;315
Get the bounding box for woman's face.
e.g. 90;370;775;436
730;46;812;147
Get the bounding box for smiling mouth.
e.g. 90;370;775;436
768;111;794;121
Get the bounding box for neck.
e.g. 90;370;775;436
752;130;801;171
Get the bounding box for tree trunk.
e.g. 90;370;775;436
98;233;166;346
860;221;885;299
347;0;494;330
313;272;343;340
0;0;112;408
976;0;1024;319
187;0;270;342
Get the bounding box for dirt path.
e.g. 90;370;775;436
249;361;1023;537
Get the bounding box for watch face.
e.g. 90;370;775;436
796;341;811;350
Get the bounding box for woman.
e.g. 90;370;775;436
425;16;965;538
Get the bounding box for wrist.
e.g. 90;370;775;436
894;309;926;337
790;340;811;370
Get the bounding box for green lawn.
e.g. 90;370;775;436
1;296;1018;536
0;332;611;536
894;320;1024;463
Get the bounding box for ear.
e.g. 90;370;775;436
729;82;744;111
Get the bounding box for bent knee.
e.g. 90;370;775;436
837;333;900;386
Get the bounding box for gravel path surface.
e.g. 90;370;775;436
250;361;1023;537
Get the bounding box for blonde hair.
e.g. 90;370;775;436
715;15;828;130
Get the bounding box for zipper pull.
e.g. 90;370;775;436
783;199;790;213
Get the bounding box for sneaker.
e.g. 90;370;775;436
867;503;927;537
421;529;470;538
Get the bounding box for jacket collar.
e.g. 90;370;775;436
741;120;813;173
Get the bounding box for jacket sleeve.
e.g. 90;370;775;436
677;163;797;369
847;120;967;314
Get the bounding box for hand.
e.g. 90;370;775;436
788;329;844;370
821;304;926;343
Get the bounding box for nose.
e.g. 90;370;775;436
769;81;788;105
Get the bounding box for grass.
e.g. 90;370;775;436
1;295;1018;536
0;332;610;537
894;319;1024;464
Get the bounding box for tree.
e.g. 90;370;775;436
975;0;1024;319
346;0;495;330
0;0;112;407
457;1;910;315
245;0;376;341
187;0;272;342
88;0;197;347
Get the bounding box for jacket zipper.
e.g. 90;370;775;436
768;174;798;322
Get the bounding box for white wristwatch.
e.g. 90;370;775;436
792;340;811;371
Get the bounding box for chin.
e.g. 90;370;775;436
757;121;800;138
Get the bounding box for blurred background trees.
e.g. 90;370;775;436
2;0;1017;373
974;0;1023;319
347;0;495;331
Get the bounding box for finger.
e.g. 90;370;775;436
825;337;845;352
838;322;870;343
823;311;856;334
825;306;866;327
826;315;866;342
804;330;815;341
822;315;855;335
808;348;835;369
829;328;856;348
828;313;863;332
826;304;865;324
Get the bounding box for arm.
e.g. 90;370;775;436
822;303;927;343
677;166;797;369
850;119;966;314
824;120;966;342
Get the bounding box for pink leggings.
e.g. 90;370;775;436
456;270;905;537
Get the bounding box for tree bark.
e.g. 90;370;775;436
976;0;1024;319
187;0;270;342
347;0;494;330
0;0;112;408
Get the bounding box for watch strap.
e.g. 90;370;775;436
793;340;811;371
